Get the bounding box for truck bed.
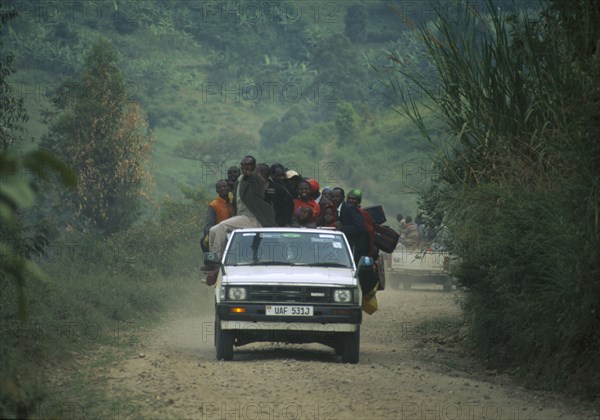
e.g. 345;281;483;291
386;244;453;290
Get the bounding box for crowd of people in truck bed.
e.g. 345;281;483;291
201;155;425;284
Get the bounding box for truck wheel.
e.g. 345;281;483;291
341;328;360;364
215;316;233;361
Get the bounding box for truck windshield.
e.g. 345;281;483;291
223;231;353;268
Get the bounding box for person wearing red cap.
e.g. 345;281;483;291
292;180;320;225
306;178;320;201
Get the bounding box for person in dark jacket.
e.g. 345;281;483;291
258;163;294;227
346;188;376;258
270;163;286;185
285;169;301;199
331;187;369;265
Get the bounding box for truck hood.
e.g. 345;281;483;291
223;266;356;287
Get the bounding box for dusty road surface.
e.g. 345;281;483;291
101;286;598;420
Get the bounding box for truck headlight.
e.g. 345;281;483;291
333;289;352;303
228;287;247;301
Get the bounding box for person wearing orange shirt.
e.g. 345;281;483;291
202;179;235;252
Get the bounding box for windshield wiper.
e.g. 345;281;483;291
232;261;297;266
295;262;349;268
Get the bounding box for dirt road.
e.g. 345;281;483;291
101;286;597;419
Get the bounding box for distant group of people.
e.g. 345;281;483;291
395;213;426;249
201;155;377;284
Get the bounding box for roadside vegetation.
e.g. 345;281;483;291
392;0;600;398
1;4;209;415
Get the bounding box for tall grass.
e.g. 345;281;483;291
392;0;600;397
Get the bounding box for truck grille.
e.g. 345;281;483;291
247;285;331;303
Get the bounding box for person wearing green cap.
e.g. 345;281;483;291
346;189;362;206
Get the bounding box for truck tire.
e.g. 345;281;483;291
341;328;360;364
215;315;233;361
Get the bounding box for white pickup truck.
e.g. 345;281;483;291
386;243;454;291
211;227;363;363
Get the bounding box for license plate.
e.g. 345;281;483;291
265;305;313;316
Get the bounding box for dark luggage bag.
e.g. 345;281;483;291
373;224;400;254
363;205;386;225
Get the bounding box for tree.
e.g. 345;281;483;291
42;39;152;235
344;4;368;43
259;105;309;149
310;34;370;106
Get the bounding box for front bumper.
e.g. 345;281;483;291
216;303;362;331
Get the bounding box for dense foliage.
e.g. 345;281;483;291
394;0;600;396
1;5;77;416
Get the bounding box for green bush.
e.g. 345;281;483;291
0;185;211;417
393;0;600;397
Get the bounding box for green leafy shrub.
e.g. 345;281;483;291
393;0;600;397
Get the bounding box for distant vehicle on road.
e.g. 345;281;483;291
386;241;455;291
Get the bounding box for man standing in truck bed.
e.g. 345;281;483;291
204;156;276;284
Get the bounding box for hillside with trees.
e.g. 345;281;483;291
2;0;447;213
